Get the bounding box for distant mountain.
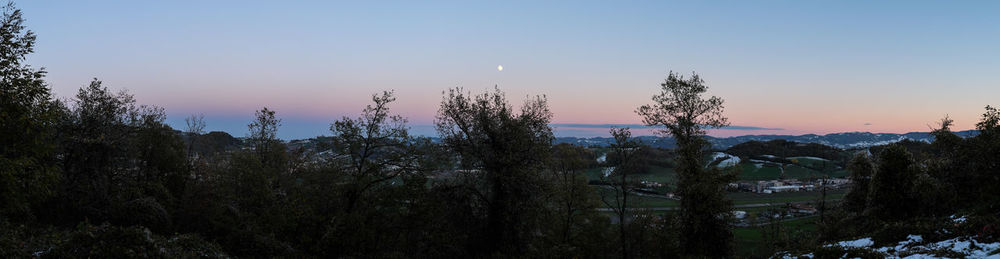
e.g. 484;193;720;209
554;130;979;150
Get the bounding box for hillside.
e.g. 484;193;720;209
725;139;847;162
554;130;979;149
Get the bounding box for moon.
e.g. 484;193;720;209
497;65;503;72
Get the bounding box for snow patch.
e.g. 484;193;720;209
952;215;968;224
827;237;874;248
602;167;615;177
711;152;741;168
792;235;1000;258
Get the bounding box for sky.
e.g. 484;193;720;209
17;1;1000;139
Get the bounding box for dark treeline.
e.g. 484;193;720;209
5;3;1000;258
0;4;734;258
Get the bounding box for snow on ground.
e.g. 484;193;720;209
761;154;778;159
748;159;782;169
602;167;615;177
952;215;968;224
711;152;741;168
749;159;781;165
596;154;607;163
898;236;1000;258
784;235;1000;258
826;237;874;248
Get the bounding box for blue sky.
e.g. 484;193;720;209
18;1;1000;139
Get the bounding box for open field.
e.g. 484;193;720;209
596;188;846;209
734;216;818;257
586;153;848;187
728;189;847;205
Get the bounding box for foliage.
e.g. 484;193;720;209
866;144;923;221
638;71;735;257
843;153;874;214
0;1;60;221
434;86;555;256
540;143;610;258
45;223;228;258
601;127;642;258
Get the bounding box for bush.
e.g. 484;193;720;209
111;197;171;232
869;218;950;246
44;223;228;258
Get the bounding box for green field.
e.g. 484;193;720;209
595;187;679;208
737;162;835;181
737;163;783;180
589;160;846;184
586;151;845;257
729;189;846;205
595;188;844;209
585;165;676;188
734;217;819;257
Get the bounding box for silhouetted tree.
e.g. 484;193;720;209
320;91;435;256
637;71;735;257
867;144;921;221
601;127;641;258
435;86;554;256
247;107;284;170
843;153;874;214
328;91;416;213
970;105;1000;205
184;113;206;157
541;143;609;257
0;2;59;221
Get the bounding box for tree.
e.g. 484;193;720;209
867;144;921;221
601;127;641;258
543;143;607;257
843;153;874;214
247;107;284;171
320;91;435;256
328;91;416;213
184;113;206;157
0;2;59;221
435;86;554;256
49;78;185;233
977;105;1000;136
636;71;735;257
56;79;143;223
969;105;1000;204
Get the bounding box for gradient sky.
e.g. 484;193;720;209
18;1;1000;139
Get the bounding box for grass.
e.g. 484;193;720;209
594;189;845;209
632;196;678;208
737;157;849;181
734;226;767;256
728;189;846;205
586;154;849;185
738;163;784;181
595;188;679;208
584;165;676;189
734;216;819;257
